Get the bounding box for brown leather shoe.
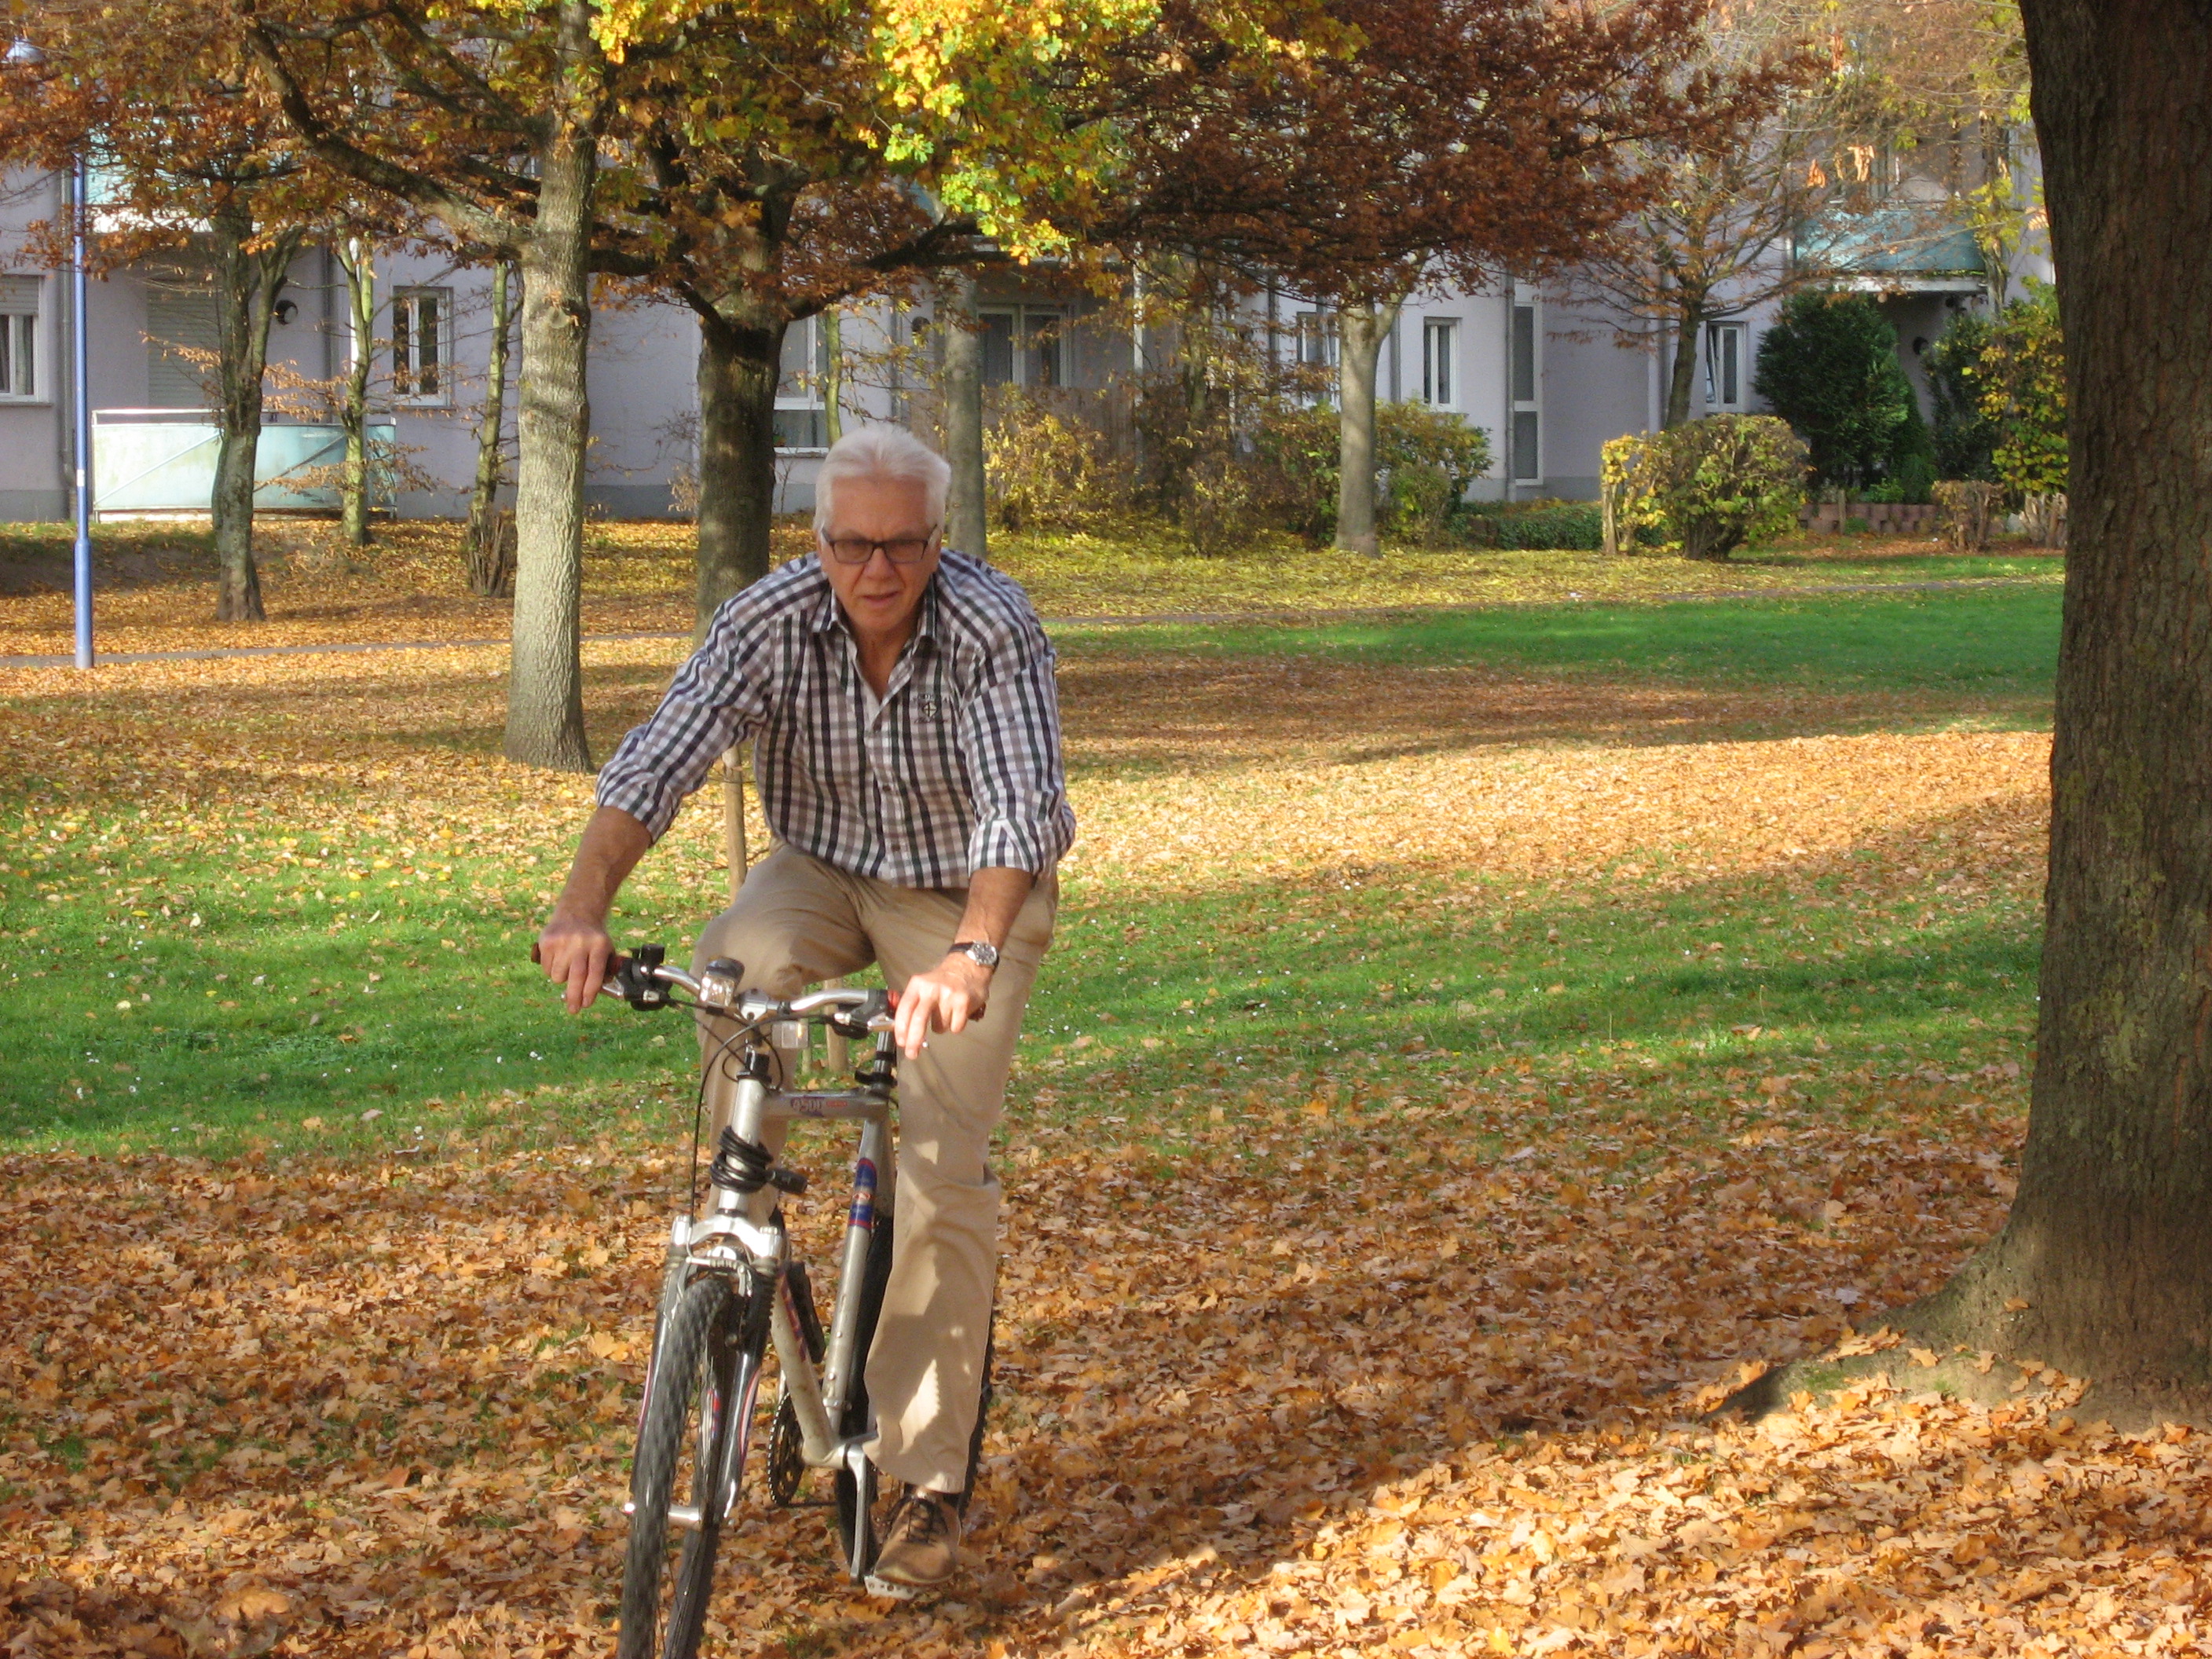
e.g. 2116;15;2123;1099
868;1486;962;1596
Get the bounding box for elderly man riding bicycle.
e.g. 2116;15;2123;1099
535;425;1072;1593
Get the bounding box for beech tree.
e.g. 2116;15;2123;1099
1745;0;2212;1425
1568;12;1826;430
0;2;347;620
1108;0;1756;553
240;0;642;771
610;0;1154;618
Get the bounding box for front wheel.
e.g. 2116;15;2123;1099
618;1273;768;1659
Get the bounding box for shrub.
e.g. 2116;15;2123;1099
1601;415;1808;562
984;386;1131;533
1248;400;1341;543
1459;500;1605;551
1377;402;1491;544
1752;290;1919;492
1979;285;2067;507
1925;310;2001;481
1933;479;2002;551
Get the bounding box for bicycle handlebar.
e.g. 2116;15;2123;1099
605;945;897;1034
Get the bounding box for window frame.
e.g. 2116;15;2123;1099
774;314;830;453
1705;320;1749;413
0;309;38;405
1420;317;1458;408
391;285;453;407
1510;298;1541;483
1294;309;1339;370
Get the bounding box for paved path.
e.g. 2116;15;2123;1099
0;574;2056;670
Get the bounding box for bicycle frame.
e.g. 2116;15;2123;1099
643;989;901;1552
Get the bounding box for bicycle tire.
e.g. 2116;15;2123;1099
831;1224;997;1571
619;1273;769;1659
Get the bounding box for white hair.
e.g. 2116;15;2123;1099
812;425;952;536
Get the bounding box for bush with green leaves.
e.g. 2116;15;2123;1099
1457;500;1606;551
1247;400;1342;543
1752;290;1920;492
1925;309;2001;481
1377;401;1491;544
1602;414;1807;561
1979;285;2067;504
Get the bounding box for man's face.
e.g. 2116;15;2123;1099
817;474;942;646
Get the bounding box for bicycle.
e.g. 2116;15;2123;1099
602;945;993;1659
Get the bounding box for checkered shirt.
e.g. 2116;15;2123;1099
595;550;1075;888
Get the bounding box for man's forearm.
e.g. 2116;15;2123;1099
553;805;655;923
952;866;1036;954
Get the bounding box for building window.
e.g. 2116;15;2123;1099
1024;311;1063;388
0;276;38;400
980;312;1016;385
1295;309;1339;369
1705;321;1747;412
976;307;1064;388
775;315;830;451
1510;300;1540;482
146;281;218;408
392;287;450;404
1421;318;1456;407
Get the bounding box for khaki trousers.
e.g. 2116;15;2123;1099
693;847;1057;1492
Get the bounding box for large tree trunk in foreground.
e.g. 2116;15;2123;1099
1334;297;1399;558
943;274;987;560
505;81;595;774
1748;0;2212;1426
694;309;786;632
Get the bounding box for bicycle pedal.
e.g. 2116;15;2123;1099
862;1574;921;1602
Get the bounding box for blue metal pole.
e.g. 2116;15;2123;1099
70;155;93;670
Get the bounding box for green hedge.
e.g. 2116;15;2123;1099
1456;500;1606;551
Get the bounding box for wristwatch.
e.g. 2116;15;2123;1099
950;939;1000;970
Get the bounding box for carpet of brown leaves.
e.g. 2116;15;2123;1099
6;617;2207;1659
7;1103;2206;1659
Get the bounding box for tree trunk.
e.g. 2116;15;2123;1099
466;259;516;596
694;309;786;632
504;7;598;773
1335;297;1400;557
208;211;300;623
943;274;987;559
336;239;374;548
1663;294;1705;429
1744;0;2212;1427
822;308;844;446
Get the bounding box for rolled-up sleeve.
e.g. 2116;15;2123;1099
594;601;772;841
960;628;1076;877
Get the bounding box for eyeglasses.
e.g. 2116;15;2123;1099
822;529;937;566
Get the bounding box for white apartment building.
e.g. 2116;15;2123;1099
0;156;2049;527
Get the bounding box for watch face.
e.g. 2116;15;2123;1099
962;941;999;967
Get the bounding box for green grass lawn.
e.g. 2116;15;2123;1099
0;577;2053;1161
0;826;2040;1165
1060;584;2061;700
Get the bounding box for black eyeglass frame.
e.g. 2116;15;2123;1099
819;526;941;567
